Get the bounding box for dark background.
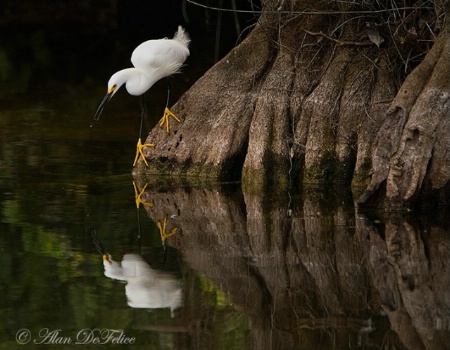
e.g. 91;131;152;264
0;0;261;98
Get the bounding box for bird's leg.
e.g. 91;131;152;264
156;217;178;246
159;80;181;134
159;107;181;133
134;138;154;167
134;93;155;167
133;181;153;208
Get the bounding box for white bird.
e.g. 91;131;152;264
103;253;183;316
94;26;190;167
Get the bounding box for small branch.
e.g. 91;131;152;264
186;0;433;16
304;29;375;47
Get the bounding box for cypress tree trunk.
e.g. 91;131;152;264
134;0;449;209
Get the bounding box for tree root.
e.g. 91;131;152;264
135;1;449;208
357;23;450;208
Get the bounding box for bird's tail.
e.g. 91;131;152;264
173;26;190;48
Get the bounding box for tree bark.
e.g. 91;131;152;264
358;11;450;208
134;0;449;209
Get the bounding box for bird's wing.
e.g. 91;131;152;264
131;39;189;73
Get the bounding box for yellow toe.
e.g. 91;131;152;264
159;107;181;134
133;138;154;167
156;216;178;245
133;181;153;208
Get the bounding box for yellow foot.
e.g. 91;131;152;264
133;138;154;167
157;217;178;246
159;107;181;134
133;181;153;209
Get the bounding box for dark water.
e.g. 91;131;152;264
1;16;450;350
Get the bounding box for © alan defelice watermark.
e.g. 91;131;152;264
16;328;136;345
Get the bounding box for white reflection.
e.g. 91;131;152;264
103;253;182;316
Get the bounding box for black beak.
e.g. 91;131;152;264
91;229;107;256
94;91;114;121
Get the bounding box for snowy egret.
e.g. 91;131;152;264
93;26;190;166
103;253;183;314
91;230;182;315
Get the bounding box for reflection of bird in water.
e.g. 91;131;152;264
93;26;190;167
91;230;182;316
133;181;153;208
132;181;179;247
103;254;182;316
157;216;178;247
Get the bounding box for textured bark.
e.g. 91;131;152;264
134;26;273;180
358;15;450;208
134;0;449;208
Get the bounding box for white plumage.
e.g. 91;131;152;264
93;26;190;166
103;254;182;315
95;26;190;117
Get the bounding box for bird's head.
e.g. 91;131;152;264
103;253;112;265
93;71;128;121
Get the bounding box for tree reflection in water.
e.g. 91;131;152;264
133;179;450;349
